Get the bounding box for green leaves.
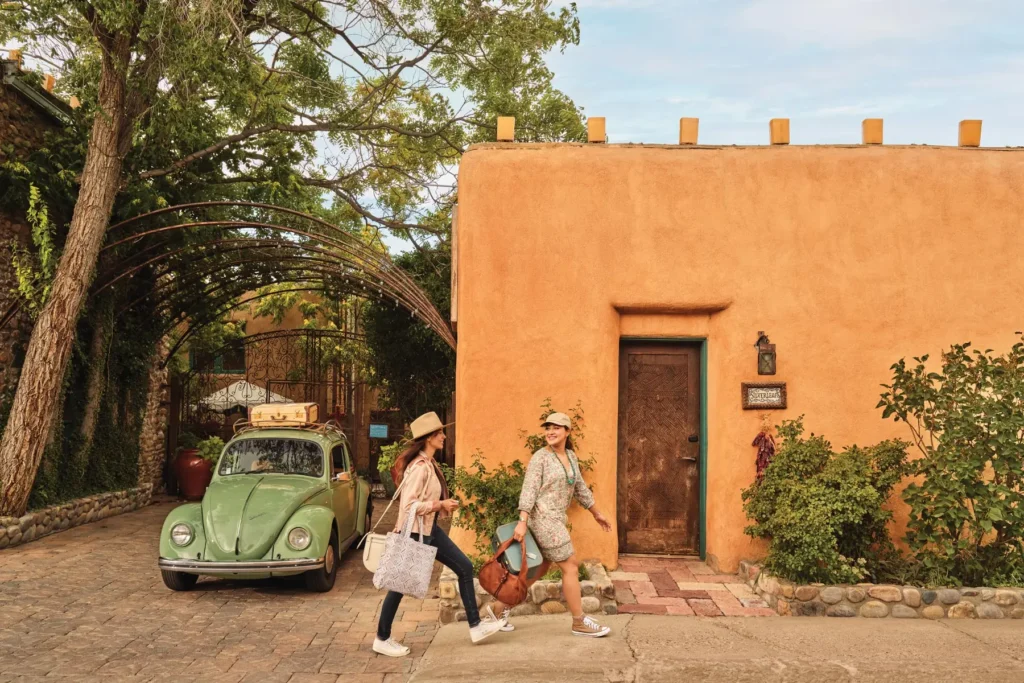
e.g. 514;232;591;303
742;417;908;584
878;336;1024;586
9;0;585;245
196;436;226;464
363;242;454;421
9;184;59;318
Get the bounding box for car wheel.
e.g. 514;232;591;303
161;569;199;592
304;530;338;592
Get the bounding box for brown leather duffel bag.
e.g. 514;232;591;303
478;537;530;606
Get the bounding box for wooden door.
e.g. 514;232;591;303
617;342;701;554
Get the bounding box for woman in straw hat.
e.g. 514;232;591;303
373;411;507;658
508;411;613;638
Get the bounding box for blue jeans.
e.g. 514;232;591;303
377;523;480;639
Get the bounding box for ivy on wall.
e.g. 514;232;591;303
13;298;159;509
0;131;161;509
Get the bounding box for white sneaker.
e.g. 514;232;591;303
372;637;410;657
469;615;506;644
486;604;515;632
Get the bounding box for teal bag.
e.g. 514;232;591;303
492;522;545;580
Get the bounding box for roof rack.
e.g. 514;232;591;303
232;419;348;440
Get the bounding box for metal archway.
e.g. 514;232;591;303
0;201;456;352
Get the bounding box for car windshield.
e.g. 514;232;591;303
218;438;324;477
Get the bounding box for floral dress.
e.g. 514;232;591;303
518;448;595;562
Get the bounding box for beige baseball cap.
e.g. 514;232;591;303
541;412;572;428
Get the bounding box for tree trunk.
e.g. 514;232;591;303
80;310;111;448
0;60;129;516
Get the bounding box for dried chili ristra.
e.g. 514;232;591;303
752;431;776;481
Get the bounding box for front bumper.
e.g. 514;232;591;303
158;557;323;575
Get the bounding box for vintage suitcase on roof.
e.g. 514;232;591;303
249;402;319;426
492;522;545;580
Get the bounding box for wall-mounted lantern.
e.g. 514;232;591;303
755;331;776;376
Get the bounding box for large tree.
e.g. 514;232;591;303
363;241;453;422
0;0;585;515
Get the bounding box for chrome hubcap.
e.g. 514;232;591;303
325;544;335;574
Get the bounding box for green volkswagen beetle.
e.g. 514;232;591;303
158;421;372;592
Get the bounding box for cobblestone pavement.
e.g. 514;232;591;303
0;500;440;683
610;555;776;616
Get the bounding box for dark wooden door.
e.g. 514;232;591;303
617;342;701;554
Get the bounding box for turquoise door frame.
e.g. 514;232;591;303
619;337;708;560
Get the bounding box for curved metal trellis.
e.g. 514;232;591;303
0;202;456;352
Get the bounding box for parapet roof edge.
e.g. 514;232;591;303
2;59;74;126
466;142;1024;153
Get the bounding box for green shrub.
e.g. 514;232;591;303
375;440;406;496
376;440;404;478
453;454;530;556
196;436;225;465
879;340;1024;586
742;417;908;584
177;430;201;451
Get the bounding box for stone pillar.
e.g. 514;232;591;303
137;342;170;492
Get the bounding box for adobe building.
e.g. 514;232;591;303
450;117;1024;572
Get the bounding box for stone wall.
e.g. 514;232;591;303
0;76;53;397
0;70;57;162
438;560;617;624
0;484;153;550
137;344;170;492
740;561;1024;620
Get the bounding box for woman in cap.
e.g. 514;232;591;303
510;411;613;637
373;411;507;658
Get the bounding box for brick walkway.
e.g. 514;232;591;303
610;555;776;616
0;500;440;683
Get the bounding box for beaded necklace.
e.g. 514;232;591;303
549;448;577;487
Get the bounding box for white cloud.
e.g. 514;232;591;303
910;54;1024;94
664;94;759;122
738;0;979;47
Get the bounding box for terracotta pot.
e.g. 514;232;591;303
175;449;213;501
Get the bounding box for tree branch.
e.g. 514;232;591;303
139;113;467;180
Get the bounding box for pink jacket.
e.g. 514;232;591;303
395;456;444;534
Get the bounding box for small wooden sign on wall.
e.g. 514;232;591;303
742;382;787;410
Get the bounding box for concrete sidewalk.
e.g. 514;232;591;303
413;615;1024;682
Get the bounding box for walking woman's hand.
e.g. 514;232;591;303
440;499;459;513
513;520;528;542
592;509;612;533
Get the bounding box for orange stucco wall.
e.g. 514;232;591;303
452;143;1024;572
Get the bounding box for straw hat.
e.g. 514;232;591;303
410;411;453;440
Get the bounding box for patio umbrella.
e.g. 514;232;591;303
197;380;292;413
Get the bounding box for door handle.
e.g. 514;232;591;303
688;434;699;443
681;456;697;462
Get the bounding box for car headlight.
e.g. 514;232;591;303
287;527;311;551
170;523;194;547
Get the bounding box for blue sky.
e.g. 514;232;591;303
547;0;1024;146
